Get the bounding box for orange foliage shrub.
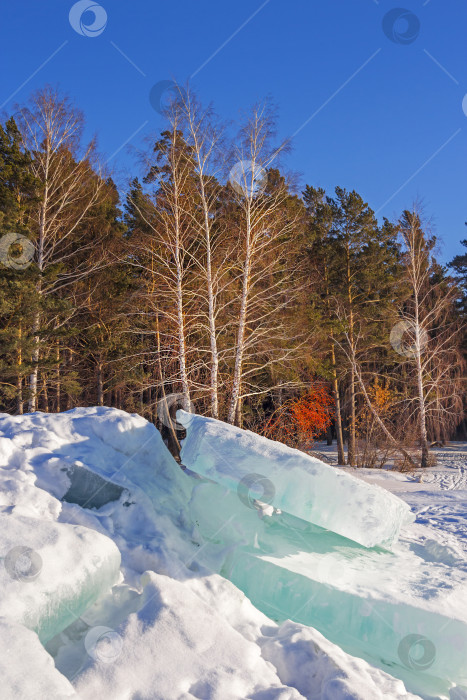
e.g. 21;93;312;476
262;385;334;449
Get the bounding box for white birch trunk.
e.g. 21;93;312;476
228;211;252;424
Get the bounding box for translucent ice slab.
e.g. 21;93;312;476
178;411;413;548
188;482;467;692
0;513;121;643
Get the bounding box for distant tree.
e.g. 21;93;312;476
448;233;467;317
393;210;464;465
303;185;345;463
226;104;304;425
179;88;228;418
15;86;108;411
304;185;402;466
0;116;38;413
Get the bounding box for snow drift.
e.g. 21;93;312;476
0;407;465;699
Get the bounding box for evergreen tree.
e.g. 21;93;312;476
0;117;39;413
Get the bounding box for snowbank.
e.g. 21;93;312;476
0;618;77;699
76;570;420;700
0;407;465;699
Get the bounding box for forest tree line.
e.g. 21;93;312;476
0;85;465;467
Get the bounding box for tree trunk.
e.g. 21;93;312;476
28;159;48;412
415;321;429;468
66;349;73;410
16;324;23;415
330;342;345;464
55;341;60;412
345;246;356;466
201;187;219;418
176;265;190;410
235;382;244;428
97;359;104;406
228;215;252;425
348;365;356;466
28;310;40;412
41;374;48;413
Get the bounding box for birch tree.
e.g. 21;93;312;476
127;107;197;412
393;210;464;467
226;105;303;425
179;89;230;418
16;86;107;411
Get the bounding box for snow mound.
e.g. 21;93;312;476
178;410;413;548
76;571;421;700
76;571;304;699
1;407;462;699
0;617;77;699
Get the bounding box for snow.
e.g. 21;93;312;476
0;618;77;698
0;407;466;699
76;571;420;700
178;410;414;548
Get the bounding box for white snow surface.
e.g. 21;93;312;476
0;618;77;699
0;407;465;699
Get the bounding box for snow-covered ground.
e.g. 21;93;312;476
0;407;465;700
312;441;467;560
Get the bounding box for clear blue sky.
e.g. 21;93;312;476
1;0;466;263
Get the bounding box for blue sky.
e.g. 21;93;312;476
1;0;466;263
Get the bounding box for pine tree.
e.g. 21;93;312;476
0;117;39;413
